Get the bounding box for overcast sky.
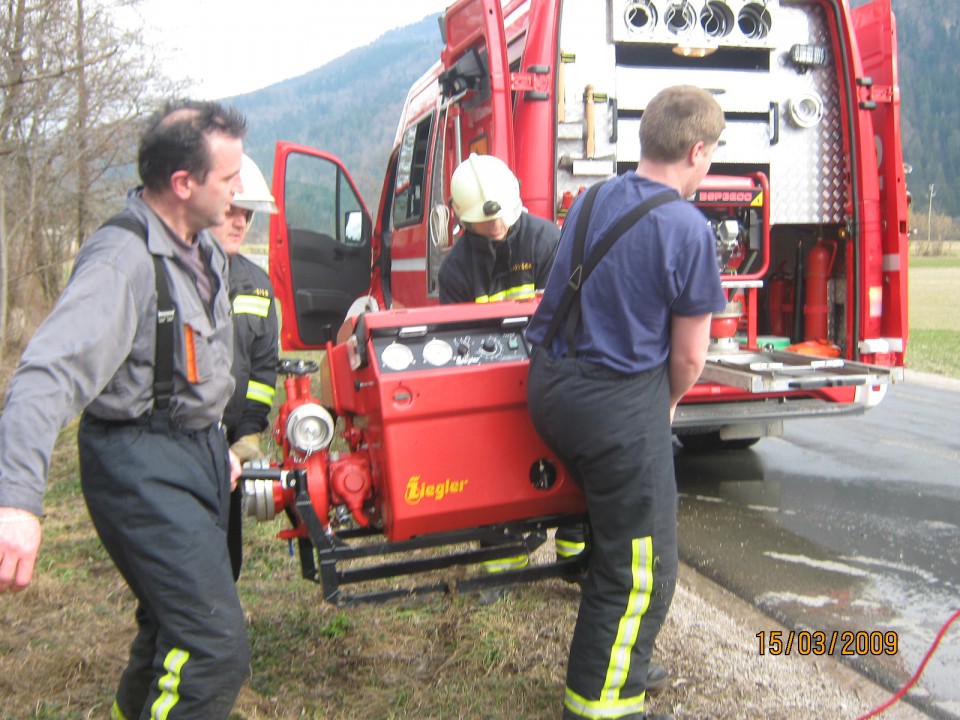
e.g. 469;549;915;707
133;0;451;99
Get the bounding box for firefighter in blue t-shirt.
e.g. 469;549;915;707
526;85;728;720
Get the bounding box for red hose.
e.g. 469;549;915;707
856;607;960;719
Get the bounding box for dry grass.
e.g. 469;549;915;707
1;263;949;719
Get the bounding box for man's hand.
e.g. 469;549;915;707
230;434;262;464
228;450;242;493
0;507;42;593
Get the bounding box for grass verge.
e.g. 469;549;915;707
907;256;960;376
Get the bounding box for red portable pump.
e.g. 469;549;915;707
241;300;588;603
803;240;838;341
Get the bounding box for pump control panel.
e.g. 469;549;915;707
371;322;529;374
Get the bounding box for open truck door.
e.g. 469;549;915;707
440;0;516;164
269;143;373;350
379;0;519;308
853;0;909;366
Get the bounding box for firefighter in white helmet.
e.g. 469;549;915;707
211;153;279;579
439;153;559;304
439;153;567;600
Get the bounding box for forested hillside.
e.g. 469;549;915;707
227;15;444;211
891;0;960;217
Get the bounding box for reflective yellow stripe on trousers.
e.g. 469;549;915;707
150;647;190;720
556;537;586;559
564;536;653;719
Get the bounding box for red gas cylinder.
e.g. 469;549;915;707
803;240;837;341
767;264;794;337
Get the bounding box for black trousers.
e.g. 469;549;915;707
527;349;678;720
79;412;250;720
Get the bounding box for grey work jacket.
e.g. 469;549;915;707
0;192;235;516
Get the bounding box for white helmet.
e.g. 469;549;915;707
233;154;278;215
450;153;522;227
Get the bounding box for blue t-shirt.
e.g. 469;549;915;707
526;173;726;374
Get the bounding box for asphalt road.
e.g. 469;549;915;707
675;371;960;720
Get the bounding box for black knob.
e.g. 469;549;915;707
481;338;496;353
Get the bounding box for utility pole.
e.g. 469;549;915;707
927;183;936;247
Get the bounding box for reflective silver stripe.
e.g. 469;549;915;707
150;648;190;720
232;294;271;317
603;537;654;699
563;685;646;719
246;379;276;407
480;555;529;573
556;538;586;558
392;257;427;272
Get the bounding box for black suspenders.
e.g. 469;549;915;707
99;213;176;410
540;183;680;357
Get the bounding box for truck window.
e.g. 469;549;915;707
283;153;365;247
285;153;339;241
392;116;432;228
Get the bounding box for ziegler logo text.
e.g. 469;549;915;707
404;476;469;504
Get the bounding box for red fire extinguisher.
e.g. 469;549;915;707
767;262;794;337
803;240;837;341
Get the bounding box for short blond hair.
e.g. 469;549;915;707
640;86;725;163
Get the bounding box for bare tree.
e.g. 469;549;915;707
0;0;180;363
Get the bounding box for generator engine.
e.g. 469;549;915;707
241;300;587;603
694;172;771;350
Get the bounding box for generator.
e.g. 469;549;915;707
241;299;587;603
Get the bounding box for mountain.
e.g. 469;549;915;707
229;2;958;218
226;14;445;211
889;0;960;216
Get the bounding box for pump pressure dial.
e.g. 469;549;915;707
380;342;415;371
422;338;454;367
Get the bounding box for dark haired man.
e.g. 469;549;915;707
0;99;250;719
526;85;727;720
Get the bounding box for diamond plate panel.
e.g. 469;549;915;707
770;4;848;225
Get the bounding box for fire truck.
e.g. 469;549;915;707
246;0;908;601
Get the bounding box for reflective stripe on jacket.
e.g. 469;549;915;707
438;212;559;305
222;253;279;442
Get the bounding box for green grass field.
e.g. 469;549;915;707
907;255;960;376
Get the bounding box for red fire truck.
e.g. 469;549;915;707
268;0;907;451
247;0;907;601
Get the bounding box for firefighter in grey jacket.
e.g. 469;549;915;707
211;153;280;579
0;100;250;720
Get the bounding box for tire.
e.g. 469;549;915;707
679;432;761;452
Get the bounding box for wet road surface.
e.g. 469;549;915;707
675;374;960;720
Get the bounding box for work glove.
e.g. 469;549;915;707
230;433;263;464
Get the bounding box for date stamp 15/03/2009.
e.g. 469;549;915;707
756;630;899;656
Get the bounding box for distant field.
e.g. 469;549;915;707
907;256;960;376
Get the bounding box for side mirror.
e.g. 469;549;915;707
344;210;365;245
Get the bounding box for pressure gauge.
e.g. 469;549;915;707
381;342;415;371
422;338;454;367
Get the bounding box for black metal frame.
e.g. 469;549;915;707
285;470;588;604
